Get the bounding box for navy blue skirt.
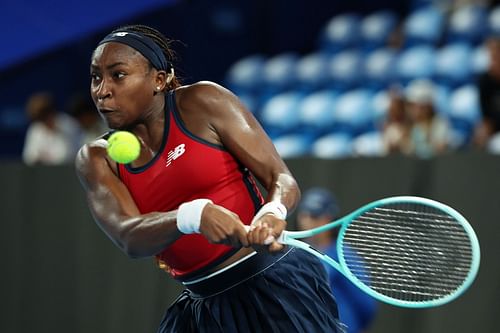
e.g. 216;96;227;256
158;247;346;333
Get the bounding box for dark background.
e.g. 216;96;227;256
0;0;409;158
1;153;499;333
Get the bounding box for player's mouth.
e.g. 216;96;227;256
98;108;115;114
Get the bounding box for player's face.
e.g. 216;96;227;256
90;42;157;129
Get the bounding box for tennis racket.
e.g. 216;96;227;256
277;196;480;308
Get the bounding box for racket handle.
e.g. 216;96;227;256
243;225;286;245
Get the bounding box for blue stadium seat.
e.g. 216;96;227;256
446;5;487;45
333;89;375;136
360;10;398;51
225;54;265;95
319;13;361;53
396;45;436;84
447;84;481;146
488;5;500;36
403;6;445;47
433;84;452;117
327;50;363;91
261;52;299;95
259;91;303;139
297;90;337;137
471;44;489;77
363;47;397;89
295;52;330;92
370;88;391;127
311;133;353;158
434;43;473;88
272;133;311;158
352;131;385;157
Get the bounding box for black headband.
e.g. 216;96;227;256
98;31;170;71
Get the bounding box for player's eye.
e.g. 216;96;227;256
113;72;126;79
90;72;101;81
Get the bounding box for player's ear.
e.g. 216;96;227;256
153;68;174;94
153;70;167;94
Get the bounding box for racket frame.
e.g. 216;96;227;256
280;196;481;308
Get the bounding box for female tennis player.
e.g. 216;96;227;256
75;24;344;332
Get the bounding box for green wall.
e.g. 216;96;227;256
1;152;499;333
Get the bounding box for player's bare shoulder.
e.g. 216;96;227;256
176;81;244;118
76;138;108;164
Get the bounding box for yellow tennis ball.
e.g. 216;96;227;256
107;131;140;164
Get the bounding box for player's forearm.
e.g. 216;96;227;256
266;172;301;212
115;211;182;258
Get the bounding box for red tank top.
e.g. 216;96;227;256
117;91;264;278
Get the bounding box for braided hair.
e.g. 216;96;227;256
111;24;182;90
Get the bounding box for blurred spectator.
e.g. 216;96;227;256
297;187;378;333
405;79;451;158
473;36;500;150
22;92;80;165
381;85;412;155
67;92;107;145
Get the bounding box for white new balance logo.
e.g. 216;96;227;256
166;143;186;167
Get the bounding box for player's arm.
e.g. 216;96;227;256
178;82;301;250
75;140;249;257
75;140;183;258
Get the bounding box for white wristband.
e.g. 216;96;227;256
176;199;213;234
251;201;287;224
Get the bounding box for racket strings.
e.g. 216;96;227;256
356;211;473;244
343;231;473;263
343;226;473;254
341;203;473;303
344;253;472;274
344;262;469;289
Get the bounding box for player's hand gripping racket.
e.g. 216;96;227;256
276;196;480;308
